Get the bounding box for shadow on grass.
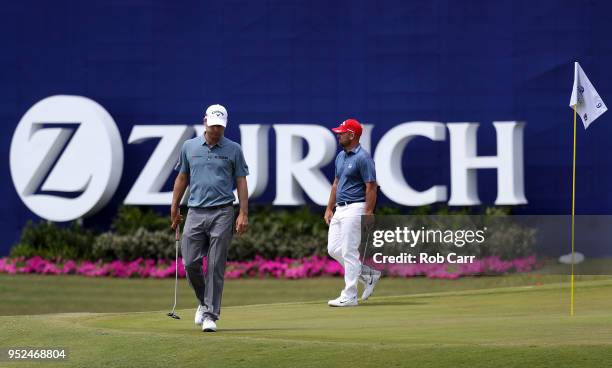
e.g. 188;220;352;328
358;300;427;307
220;327;312;332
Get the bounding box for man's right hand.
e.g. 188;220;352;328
324;207;334;225
171;206;183;230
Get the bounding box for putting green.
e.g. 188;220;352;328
2;280;612;367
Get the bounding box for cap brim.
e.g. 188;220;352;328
331;127;347;133
207;117;227;127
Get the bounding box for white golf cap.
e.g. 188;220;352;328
205;104;228;127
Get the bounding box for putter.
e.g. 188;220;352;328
361;223;372;278
167;224;181;320
360;185;380;279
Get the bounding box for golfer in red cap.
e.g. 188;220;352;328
324;119;381;307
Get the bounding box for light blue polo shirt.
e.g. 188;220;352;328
175;135;249;208
335;144;376;203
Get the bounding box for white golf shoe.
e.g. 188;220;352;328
194;305;205;326
202;318;217;332
327;296;358;307
361;271;382;301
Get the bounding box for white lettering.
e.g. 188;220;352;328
447;122;527;205
272;124;336;205
125;125;194;205
374;122;447;206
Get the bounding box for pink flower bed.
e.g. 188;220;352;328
381;254;538;279
0;255;537;279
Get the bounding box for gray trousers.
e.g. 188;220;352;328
181;206;234;321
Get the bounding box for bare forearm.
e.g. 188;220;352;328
171;174;189;208
364;183;377;214
326;186;337;211
236;177;249;215
326;178;338;211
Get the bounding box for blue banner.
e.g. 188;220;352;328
1;0;611;255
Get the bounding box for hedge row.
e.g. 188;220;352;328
11;206;337;261
10;205;531;262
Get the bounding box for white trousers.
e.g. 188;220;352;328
327;202;364;299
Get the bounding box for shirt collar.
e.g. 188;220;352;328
345;144;361;155
202;134;225;148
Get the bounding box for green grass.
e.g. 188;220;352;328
1;274;612;367
0;273;602;316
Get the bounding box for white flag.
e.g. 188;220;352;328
569;62;607;129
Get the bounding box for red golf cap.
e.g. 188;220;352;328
331;119;363;136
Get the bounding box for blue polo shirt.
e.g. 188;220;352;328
175;135;249;208
335;144;376;203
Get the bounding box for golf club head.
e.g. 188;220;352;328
167;312;181;319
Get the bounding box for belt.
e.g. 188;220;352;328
198;202;234;210
335;201;364;207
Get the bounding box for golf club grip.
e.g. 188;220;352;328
175;224;180;241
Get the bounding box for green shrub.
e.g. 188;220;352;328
111;206;169;235
9;205;532;262
92;205;329;261
479;207;536;259
10;221;95;260
84;206;176;261
365;206;533;261
229;206;328;260
93;228;176;261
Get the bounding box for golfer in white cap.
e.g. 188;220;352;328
325;119;381;307
171;104;249;332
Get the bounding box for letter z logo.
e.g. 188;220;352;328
10;95;124;222
24;122;83;198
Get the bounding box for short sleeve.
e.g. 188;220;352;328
359;155;376;183
174;142;190;174
234;146;249;177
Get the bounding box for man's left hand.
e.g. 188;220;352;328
236;212;249;235
364;211;375;229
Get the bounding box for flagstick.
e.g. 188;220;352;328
570;105;577;316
